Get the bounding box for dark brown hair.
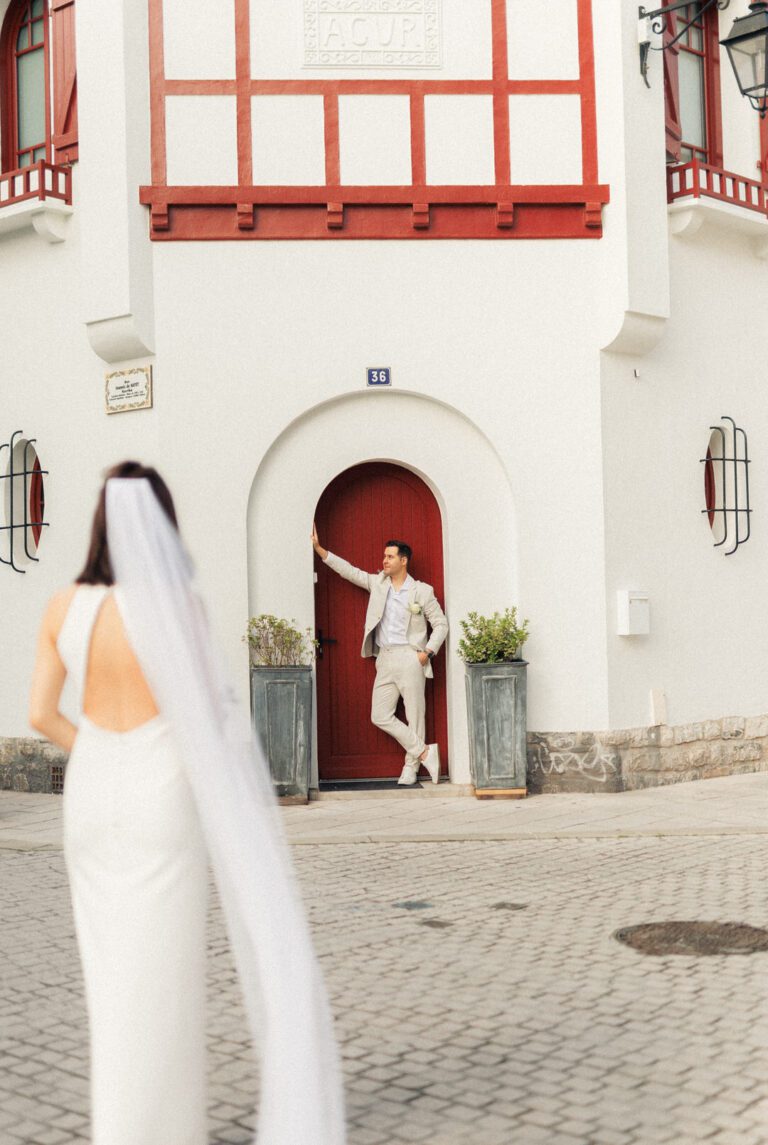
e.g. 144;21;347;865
76;461;179;586
385;539;412;565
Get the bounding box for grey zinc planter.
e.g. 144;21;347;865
464;661;528;797
250;666;312;803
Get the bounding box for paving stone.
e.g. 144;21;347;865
1;824;767;1144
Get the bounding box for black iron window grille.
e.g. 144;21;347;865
0;430;48;573
701;415;751;555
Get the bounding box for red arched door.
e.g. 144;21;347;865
314;462;448;782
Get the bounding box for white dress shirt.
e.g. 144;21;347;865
376;575;414;647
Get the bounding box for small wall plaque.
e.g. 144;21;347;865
105;366;153;415
367;368;391;386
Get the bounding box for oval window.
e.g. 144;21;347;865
3;435;46;567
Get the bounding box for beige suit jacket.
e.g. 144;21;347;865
323;552;448;679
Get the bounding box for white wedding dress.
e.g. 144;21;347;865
60;586;209;1145
57;478;346;1145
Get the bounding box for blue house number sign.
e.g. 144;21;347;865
367;368;391;387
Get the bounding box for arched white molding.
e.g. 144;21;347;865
85;315;154;363
247;390;518;787
601;309;668;357
668;204;707;239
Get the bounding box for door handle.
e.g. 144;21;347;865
316;629;338;658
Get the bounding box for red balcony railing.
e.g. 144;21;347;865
667;158;768;217
0;160;72;210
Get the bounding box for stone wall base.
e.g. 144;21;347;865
5;714;768;796
528;715;768;794
0;738;67;794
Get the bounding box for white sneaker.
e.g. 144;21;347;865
421;744;441;784
397;762;419;786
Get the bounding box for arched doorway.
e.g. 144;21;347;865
314;462;448;782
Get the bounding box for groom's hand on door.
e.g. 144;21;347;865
311;523;329;561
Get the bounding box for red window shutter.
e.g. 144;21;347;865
51;0;78;163
663;13;682;163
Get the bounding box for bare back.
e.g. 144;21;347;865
83;594;159;731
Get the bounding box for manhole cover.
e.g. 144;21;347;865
393;900;432;911
419;919;452;929
613;921;768;956
492;902;528;912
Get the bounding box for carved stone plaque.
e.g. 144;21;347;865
304;0;441;69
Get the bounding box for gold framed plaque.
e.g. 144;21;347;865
105;366;153;415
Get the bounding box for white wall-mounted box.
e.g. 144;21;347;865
617;590;650;637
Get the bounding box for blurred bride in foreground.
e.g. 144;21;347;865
29;460;345;1145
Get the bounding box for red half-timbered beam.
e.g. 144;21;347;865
409;92;426;186
143;0;606;241
234;0;252;186
577;0;598;185
138;200;607;241
163;78;584;97
323;92;340;185
141;183;610;206
147;0;166;185
491;0;511;185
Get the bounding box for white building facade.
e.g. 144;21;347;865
3;0;768;794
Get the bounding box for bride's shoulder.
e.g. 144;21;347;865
42;585;79;637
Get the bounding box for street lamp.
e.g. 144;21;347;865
721;1;768;116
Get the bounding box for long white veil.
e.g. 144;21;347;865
105;477;346;1145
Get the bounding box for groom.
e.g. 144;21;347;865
312;525;448;786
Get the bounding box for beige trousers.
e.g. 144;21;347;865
371;645;427;765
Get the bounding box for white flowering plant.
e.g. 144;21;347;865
244;615;317;667
457;608;529;664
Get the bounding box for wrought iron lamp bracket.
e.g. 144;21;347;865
639;0;730;87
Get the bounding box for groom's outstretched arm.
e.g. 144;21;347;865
311;523;374;592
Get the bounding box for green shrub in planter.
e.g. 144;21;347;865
244;614;317;667
244;615;317;802
458;608;530;796
457;608;529;664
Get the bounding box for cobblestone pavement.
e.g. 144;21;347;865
2;813;768;1145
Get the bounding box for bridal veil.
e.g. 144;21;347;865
105;477;346;1145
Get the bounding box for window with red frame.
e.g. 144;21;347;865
0;0;78;174
5;0;49;168
664;2;723;167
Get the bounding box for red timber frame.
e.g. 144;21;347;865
140;0;609;241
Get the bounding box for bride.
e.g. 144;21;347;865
29;461;345;1145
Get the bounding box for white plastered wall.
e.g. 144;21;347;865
2;0;634;758
599;0;768;729
148;232;614;759
0;189;165;736
601;224;768;729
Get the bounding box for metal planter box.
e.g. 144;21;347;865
250;666;312;803
464;661;528;797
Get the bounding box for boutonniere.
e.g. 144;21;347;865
407;602;422;615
